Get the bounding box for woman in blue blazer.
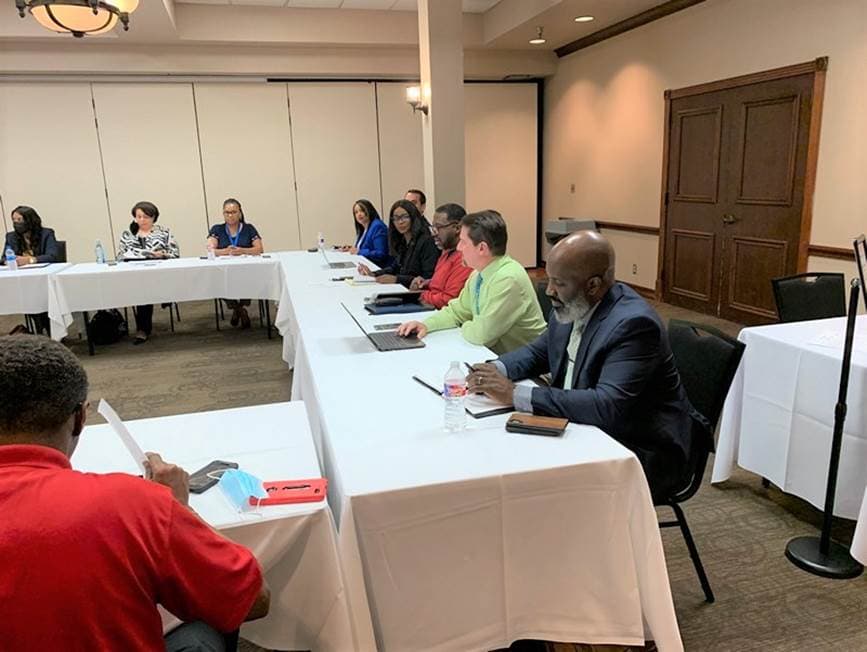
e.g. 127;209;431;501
341;199;390;267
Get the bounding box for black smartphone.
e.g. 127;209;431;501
189;460;239;494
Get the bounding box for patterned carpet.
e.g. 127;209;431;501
2;298;864;652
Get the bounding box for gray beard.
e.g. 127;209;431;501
553;296;591;325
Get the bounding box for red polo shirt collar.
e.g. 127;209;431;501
0;443;71;470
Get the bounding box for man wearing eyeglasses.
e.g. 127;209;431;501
398;210;546;354
409;203;473;309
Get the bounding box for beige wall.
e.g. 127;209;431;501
544;0;867;285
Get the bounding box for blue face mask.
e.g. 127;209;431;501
218;468;267;512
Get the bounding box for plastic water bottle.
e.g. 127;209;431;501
4;246;17;271
95;240;106;264
207;241;216;260
317;232;326;251
443;361;467;432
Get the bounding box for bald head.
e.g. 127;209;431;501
545;230;616;324
549;230;615;284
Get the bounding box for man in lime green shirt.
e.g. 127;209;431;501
397;210;546;355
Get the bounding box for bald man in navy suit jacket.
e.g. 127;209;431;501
468;231;708;499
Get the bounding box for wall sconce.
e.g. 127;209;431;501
406;85;428;116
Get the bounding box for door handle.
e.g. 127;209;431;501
722;213;738;225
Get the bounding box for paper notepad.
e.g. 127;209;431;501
346;275;377;285
98;399;148;473
412;370;538;418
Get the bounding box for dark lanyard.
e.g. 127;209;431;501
226;224;243;248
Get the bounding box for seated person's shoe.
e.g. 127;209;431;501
239;307;251;330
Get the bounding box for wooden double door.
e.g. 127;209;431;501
660;60;826;325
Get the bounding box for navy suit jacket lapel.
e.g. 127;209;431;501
567;284;623;389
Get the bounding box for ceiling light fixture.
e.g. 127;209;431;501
529;26;546;45
15;0;139;38
574;15;595;23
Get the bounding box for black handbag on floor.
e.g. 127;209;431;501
89;309;128;344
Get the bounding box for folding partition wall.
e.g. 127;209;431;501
0;81;538;265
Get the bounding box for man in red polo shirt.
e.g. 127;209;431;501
410;203;473;309
0;335;269;651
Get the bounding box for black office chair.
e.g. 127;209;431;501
55;240;68;263
534;280;552;323
659;319;746;604
771;272;846;323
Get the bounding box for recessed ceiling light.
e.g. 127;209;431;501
529;26;546;45
574;15;595;23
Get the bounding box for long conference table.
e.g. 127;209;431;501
4;251;684;651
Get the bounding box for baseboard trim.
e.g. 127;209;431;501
624;282;657;300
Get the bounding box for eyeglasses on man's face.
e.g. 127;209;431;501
431;221;457;232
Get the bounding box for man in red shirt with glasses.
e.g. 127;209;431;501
0;335;269;651
410;203;473;309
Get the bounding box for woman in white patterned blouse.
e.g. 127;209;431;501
117;201;180;344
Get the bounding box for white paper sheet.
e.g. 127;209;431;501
97;399;147;472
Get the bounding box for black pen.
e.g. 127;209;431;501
464;362;476;374
413;375;443;397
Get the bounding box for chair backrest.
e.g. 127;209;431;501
771;272;846;323
667;320;745;502
535;280;553;323
55;240;68;263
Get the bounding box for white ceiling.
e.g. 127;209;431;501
176;0;502;12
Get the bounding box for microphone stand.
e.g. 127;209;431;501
785;279;864;578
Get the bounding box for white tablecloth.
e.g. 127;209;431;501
273;249;374;366
48;257;284;340
71;402;355;651
713;317;867;519
0;263;70;315
280;254;683;651
853;488;867;565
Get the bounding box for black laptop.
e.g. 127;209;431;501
321;248;355;269
341;303;425;351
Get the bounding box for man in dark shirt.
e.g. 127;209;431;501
0;335;270;650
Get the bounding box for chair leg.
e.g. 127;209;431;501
169;303;175;333
670;502;715;603
82;311;95;356
265;300;272;340
214;300;221;331
175;303;181;322
219;301;225;321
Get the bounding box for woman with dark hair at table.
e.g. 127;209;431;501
207;198;264;329
357;199;438;287
3;205;61;334
339;199;390;267
118;201;180;345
